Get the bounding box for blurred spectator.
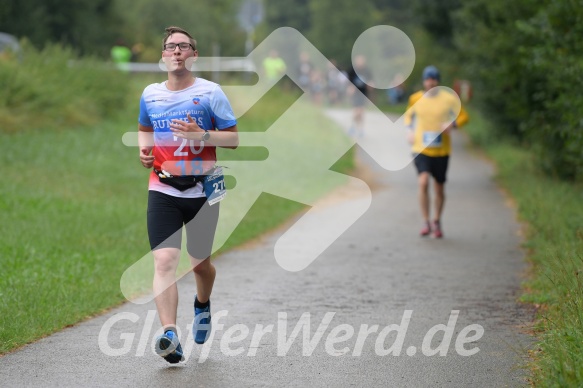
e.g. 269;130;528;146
111;39;132;72
310;69;325;105
325;60;343;105
387;73;406;105
347;55;373;137
297;51;313;90
453;79;472;102
262;49;286;82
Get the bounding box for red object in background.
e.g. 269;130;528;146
453;79;472;102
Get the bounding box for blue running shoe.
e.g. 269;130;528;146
193;297;212;344
154;330;185;364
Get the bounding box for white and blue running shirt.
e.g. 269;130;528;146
138;78;237;198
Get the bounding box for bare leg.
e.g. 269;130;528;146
434;181;445;222
153;247;181;329
418;172;430;222
353;106;365;136
191;256;216;303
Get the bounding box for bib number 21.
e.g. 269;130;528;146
203;167;226;206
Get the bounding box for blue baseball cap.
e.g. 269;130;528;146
422;65;440;81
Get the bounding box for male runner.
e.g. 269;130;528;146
138;26;238;363
405;65;468;238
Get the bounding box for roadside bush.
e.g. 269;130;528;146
0;40;131;132
517;1;583;181
454;0;583;181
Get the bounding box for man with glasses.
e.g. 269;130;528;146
137;26;239;363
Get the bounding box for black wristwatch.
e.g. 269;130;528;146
201;130;210;141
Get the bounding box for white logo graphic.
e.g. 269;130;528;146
121;26;462;302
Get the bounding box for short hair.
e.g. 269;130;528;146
162;26;197;51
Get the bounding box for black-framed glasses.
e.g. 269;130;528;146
163;42;195;52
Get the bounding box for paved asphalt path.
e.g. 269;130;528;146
1;109;534;387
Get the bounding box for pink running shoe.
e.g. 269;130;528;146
433;220;443;239
420;221;431;237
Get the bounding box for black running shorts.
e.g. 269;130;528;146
147;191;219;259
413;153;450;184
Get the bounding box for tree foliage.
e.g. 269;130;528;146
0;0;122;56
263;0;312;34
413;0;461;48
517;0;583;180
112;0;246;59
454;0;540;138
308;0;378;68
453;0;583;180
5;0;579;179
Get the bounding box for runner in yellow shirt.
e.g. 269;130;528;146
404;66;469;238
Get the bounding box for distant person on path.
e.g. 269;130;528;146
325;60;342;105
310;68;325;105
262;49;286;82
137;26;239;363
387;73;406;105
111;39;132;72
404;65;469;238
347;55;373;138
297;51;314;90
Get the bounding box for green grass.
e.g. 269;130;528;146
0;115;147;352
0;72;354;354
464;107;583;386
